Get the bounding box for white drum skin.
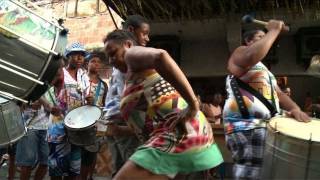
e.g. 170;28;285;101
261;117;320;179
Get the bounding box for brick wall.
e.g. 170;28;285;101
63;13;122;50
39;1;123;80
37;0;123;49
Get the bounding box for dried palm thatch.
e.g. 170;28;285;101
103;0;320;21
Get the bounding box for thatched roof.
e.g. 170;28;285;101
103;0;320;22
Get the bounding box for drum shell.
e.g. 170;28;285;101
65;124;96;146
261;125;320;179
0;0;67;101
0;99;26;147
64;105;102;146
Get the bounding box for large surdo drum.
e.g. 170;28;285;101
261;117;320;179
0;97;25;147
0;0;67;102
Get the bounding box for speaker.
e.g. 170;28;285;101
148;35;181;65
296;27;320;68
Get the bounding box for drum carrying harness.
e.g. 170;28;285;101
230;75;277;119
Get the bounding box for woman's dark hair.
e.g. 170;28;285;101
242;29;266;45
103;29;138;45
122;15;149;30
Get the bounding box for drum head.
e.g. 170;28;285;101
269;117;320;142
0;97;8;104
64;105;101;129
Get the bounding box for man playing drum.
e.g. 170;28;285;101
223;20;310;179
45;42;90;180
80;53;108;180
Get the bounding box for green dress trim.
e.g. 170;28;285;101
129;143;223;175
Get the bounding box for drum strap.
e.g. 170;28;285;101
93;80;102;105
230;76;250;119
230;76;277;118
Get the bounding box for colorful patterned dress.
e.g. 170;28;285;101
120;70;223;176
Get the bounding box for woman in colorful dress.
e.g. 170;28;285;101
103;30;223;179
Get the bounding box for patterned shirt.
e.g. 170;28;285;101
46;68;89;143
223;62;280;134
84;78;107;107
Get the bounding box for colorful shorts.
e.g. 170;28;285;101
48;142;81;176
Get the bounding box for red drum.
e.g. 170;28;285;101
0;0;67;102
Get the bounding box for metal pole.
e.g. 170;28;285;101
304;133;313;180
0;62;44;85
0;91;28;103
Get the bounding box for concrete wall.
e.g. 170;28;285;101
288;76;320;107
181;39;230;76
150;17;320;77
150;17;320;108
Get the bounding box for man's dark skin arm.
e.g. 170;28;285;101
228;20;310;122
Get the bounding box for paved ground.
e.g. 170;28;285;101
0;163;111;180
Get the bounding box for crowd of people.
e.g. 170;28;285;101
0;14;314;180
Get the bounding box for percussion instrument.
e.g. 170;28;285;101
0;97;26;147
0;0;67;102
85;120;110;152
261;117;320;179
64;105;102;146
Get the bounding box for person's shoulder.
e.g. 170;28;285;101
127;46;159;55
126;46;146;56
231;45;248;56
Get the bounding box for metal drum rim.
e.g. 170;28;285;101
268;117;320;142
64;105;102;129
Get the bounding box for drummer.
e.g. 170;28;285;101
223;20;310;179
45;42;90;179
80;53;108;180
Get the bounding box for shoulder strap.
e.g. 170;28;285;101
100;78;108;107
94;80;102;105
230;76;250;119
235;77;277;117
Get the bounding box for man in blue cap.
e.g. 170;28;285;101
46;42;90;180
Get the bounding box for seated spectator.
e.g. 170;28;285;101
202;92;223;125
281;86;291;97
312;96;320;118
304;92;313;115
